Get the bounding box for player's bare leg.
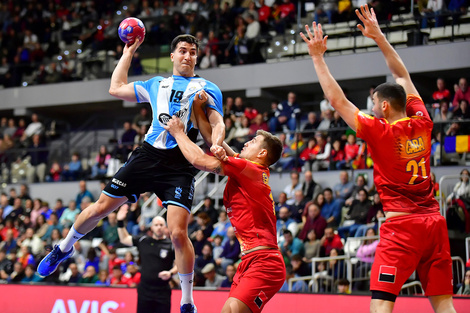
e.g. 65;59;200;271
370;299;394;313
167;205;196;308
221;297;252;313
75;194;128;233
429;295;456;313
38;193;128;276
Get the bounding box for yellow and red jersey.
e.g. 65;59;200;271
221;156;279;252
355;95;439;214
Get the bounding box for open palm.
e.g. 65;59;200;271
300;22;328;57
355;5;382;40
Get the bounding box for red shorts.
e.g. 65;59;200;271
370;212;453;296
229;249;285;313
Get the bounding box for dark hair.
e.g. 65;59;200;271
256;130;283;166
171;34;199;52
282;229;292;236
203;242;213;252
357;188;369;198
337;278;350;286
460;169;469;181
373;82;407;113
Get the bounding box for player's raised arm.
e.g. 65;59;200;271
300;23;359;131
356;5;419;96
109;39;142;102
164;116;225;176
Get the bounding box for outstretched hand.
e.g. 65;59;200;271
355;5;383;40
163;115;185;136
299;22;328;58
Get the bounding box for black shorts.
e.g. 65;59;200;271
103;142;198;212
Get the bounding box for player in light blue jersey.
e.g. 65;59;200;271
38;34;224;313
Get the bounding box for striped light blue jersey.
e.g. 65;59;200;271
133;75;223;149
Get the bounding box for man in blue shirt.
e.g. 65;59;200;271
321;188;342;226
75;180;94;209
38;34;225;313
332;170;354;207
276;206;299;240
280;229;304;262
269;92;301;133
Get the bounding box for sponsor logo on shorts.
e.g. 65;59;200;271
112;178;127;187
175;187;182;199
110;184;118;189
188;180;195;200
378;265;397;283
254;291;268;309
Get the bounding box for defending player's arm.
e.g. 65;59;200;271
116;204;133;246
109;39;142;102
300;23;359;131
355;5;419;97
164;115;225;176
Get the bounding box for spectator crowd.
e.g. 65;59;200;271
1;76;470;186
1;163;469;294
2;0;467;88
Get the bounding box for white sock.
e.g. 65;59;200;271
59;225;85;252
179;272;194;305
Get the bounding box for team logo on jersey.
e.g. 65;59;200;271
378;265;397;283
405;137;425;154
158;107;189;126
262;172;269;185
415;111;424;116
175;187;182;199
160;249;169;259
159;113;172;125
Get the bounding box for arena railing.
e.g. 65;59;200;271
466;237;470;264
343;235;380;290
287;255;353;293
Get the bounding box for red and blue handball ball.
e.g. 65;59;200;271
118;17;146;45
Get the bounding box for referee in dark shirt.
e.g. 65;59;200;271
117;204;177;313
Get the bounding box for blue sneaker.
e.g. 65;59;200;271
180;303;197;313
37;245;75;276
